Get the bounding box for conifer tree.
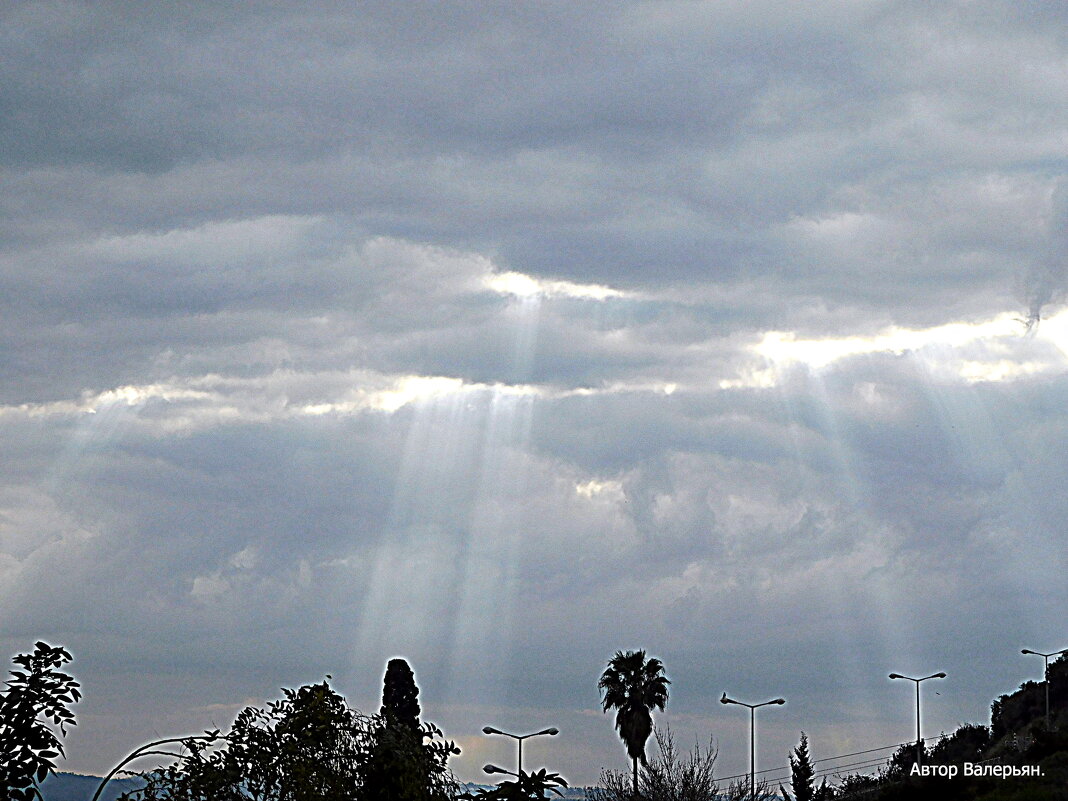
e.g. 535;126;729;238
780;732;827;801
381;658;421;731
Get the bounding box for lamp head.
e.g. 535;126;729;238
720;692;729;705
545;727;560;736
888;673;902;679
483;765;501;774
934;672;947;679
483;726;502;735
1022;649;1034;655
773;698;786;705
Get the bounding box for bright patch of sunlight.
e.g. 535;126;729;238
369;376;467;412
736;310;1068;385
575;479;624;498
2;374;550;428
719;367;779;390
755;313;1026;369
957;360;1048;382
484;270;628;300
1035;307;1068;358
0;384;213;419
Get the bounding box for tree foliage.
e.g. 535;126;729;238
357;718;459;801
361;657;457;800
721;778;775;801
779;732;828;801
639;725;719;801
590;725;719;801
598;650;670;793
992;653;1068;738
0;642;81;801
461;768;568;800
927;723;990;765
118;677;459;801
381;658;421;732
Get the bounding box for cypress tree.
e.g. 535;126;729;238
381;658;421;731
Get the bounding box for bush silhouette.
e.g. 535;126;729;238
0;642;80;801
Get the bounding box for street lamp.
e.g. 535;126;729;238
1021;648;1068;729
889;672;945;767
483;764;517;777
720;692;785;801
481;726;559;775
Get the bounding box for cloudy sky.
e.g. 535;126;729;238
3;0;1068;788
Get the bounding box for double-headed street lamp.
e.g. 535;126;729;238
889;671;945;767
1021;648;1068;729
481;726;559;775
720;692;785;801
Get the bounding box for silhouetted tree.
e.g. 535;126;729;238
356;718;459;801
0;642;80;801
598;649;670;796
882;740;926;781
118;678;460;801
461;768;568;800
591;724;720;801
381;657;421;732
359;659;458;801
927;723;989;765
722;777;775;801
779;732;828;801
120;679;364;801
831;772;879;798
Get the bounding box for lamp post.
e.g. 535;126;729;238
889;672;945;767
1021;648;1068;729
720;692;785;801
481;726;559;775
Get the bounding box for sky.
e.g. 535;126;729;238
2;0;1068;789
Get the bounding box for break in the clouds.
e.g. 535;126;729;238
2;0;1068;788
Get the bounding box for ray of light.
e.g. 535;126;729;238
352;384;485;672
913;369;1068;624
351;292;545;703
445;386;536;703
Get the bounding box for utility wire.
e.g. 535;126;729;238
717;731;951;784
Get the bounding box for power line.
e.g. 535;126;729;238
717;731;951;784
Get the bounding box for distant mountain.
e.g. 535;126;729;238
39;771;144;801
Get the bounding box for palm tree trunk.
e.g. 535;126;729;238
632;755;638;798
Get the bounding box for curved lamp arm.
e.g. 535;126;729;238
91;733;219;801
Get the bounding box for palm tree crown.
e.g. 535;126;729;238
598;649;670;791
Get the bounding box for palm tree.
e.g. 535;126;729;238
598;649;670;796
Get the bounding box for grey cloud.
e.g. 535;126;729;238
4;1;1068;786
4;1;1062;319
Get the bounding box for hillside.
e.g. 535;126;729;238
837;654;1068;799
40;772;143;801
